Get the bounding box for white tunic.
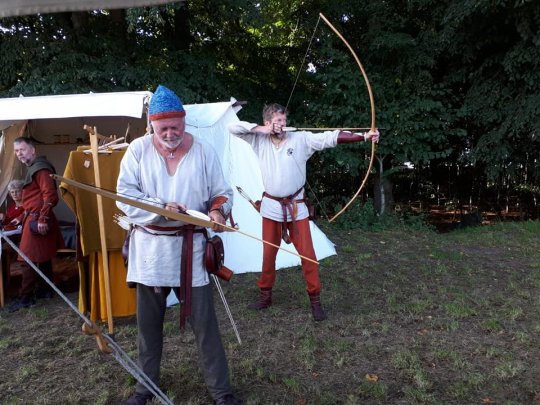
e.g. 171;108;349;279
229;121;338;222
116;134;233;287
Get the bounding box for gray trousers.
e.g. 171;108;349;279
135;283;232;400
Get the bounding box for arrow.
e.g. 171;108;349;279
235;186;260;212
283;127;385;132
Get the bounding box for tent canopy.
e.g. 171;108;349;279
0;0;179;18
0;91;151;218
0;91;152;123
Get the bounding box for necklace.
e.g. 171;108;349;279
167;151;176;160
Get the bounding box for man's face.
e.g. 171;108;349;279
266;112;287;134
152;117;186;150
9;188;22;203
14;142;36;166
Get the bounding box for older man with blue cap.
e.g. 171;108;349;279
117;85;240;405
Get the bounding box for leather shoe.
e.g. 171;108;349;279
125;392;153;405
214;393;242;405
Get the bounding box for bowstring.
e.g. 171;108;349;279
285;14;331;221
285;14;321;111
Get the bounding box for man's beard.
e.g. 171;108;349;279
18;156;33;166
157;136;184;151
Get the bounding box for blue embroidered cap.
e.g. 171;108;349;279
148;85;186;121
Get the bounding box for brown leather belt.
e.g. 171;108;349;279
134;224;204;329
263;187;304;244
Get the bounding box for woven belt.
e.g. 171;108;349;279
263;187;304;243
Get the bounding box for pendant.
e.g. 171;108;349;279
167;152;174;159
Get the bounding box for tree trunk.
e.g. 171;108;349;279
373;156;394;214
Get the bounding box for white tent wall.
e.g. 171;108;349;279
0;91;152;222
0;0;180;18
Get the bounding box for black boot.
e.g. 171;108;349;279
308;292;327;321
248;288;272;310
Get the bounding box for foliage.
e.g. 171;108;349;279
0;0;539;216
331;198;435;232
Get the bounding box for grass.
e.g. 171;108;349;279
0;220;539;404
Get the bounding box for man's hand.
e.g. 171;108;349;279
254;123;285;136
364;129;380;143
164;202;188;219
271;123;285;135
209;209;226;233
38;221;49;235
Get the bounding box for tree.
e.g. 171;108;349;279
1;0;538;218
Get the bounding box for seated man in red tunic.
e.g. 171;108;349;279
1;179;25;230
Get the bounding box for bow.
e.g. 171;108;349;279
317;13;377;222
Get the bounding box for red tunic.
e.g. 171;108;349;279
19;169;65;262
2;202;24;229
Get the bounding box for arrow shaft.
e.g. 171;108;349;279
286;127;375;131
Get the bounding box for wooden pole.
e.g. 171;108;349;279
87;126;115;335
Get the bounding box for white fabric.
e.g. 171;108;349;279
0;0;176;17
0;91;151;121
116;134;233;287
228;121;338;222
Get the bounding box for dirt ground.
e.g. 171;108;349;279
0;221;539;404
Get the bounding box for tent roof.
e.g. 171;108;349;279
0;0;179;17
0;91;152;122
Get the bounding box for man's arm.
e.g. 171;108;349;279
228;121;276;137
116;143;165;224
337;129;380;144
34;169;59;234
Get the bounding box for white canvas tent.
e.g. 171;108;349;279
0;0;179;18
0;91;152;220
0;91;336;274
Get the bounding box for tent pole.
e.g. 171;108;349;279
88;127;115;335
